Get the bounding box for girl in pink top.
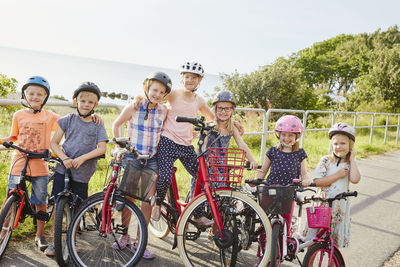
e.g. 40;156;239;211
152;62;215;225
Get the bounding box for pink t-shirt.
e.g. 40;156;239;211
162;95;201;146
9;109;60;176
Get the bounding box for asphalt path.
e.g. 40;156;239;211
1;150;400;267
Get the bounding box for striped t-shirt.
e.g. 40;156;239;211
127;99;167;158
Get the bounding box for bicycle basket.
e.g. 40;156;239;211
119;160;158;199
208;147;246;184
307;206;332;229
257;185;296;215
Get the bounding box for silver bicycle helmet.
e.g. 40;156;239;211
212;91;237;107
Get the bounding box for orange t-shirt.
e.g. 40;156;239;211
9;109;60;176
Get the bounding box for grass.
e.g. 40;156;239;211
0;109;399;238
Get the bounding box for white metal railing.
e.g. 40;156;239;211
1;101;399;163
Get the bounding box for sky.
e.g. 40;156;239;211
0;0;399;99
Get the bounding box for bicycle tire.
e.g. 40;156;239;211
149;204;170;238
54;196;72;267
0;195;19;259
269;222;281;267
67;194;147;267
302;243;345;267
176;190;272;267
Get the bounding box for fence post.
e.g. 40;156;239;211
384;114;389;144
260;110;268;163
397;115;400;145
301;111;309;148
370;114;375;144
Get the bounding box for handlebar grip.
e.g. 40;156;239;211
2;141;13;148
344;191;358;197
175;116;198;124
310;182;317;187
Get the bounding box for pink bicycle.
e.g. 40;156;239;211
248;179;357;267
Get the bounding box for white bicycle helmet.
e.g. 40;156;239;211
328;122;356;141
180;62;204;77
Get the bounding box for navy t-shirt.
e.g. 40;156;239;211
266;146;307;186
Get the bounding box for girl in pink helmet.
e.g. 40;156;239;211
306;122;361;248
251;115;310;265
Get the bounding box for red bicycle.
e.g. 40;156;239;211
66;137;154;267
156;116;272;267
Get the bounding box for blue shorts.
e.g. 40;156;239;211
51;172;89;204
122;153;159;173
7;175;48;205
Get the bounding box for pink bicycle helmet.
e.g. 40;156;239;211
275;115;304;134
328;122;356;141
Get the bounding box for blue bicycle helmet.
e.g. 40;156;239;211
21;76;50;105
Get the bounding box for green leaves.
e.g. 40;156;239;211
220;25;400;113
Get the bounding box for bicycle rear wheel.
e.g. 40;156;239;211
67;194;147;267
176;190;272;267
0;195;19;259
54;196;72;266
303;243;345;267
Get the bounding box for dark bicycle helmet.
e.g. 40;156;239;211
212;91;237;106
328;122;356;141
145;72;172;94
180;62;204;77
73;82;101;101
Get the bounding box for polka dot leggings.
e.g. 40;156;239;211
156;136;198;206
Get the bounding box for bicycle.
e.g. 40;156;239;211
0;141;55;258
49;154;104;266
248;178;358;267
66;137;153;267
162;116;272;267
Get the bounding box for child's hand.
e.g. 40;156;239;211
92;114;104;125
302;178;313;187
63;158;74;169
233;121;244;136
336;167;349;179
246;179;256;187
249;161;258;170
71;156;86;169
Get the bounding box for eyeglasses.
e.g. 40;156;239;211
216;106;233;113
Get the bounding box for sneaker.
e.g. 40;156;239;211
131;244;155;260
193;216;214;226
44;243;55;256
35;236;49;251
151;205;161;221
112;235;131;250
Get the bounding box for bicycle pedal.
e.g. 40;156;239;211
115;224;128;235
35;210;50;222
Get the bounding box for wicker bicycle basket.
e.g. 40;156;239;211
307;206;332;229
208;147;246;184
257;185;296;215
119;160;158;199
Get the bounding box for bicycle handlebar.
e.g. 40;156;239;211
302;191;358;205
2;141;50;159
108;137;149;160
176;116;200;125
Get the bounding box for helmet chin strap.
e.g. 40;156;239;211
77;108;94;118
21;100;42;114
333;153;345;166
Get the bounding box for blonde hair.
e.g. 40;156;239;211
276;132;301;152
213;105;234;134
327;134;355;162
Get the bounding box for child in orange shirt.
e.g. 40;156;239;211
0;76;60;251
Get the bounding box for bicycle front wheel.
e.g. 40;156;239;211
302;243;345;267
67;194;148;267
0;195;19;259
176;190;272;267
54;196;72;266
270;222;282;267
149;204;170;238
